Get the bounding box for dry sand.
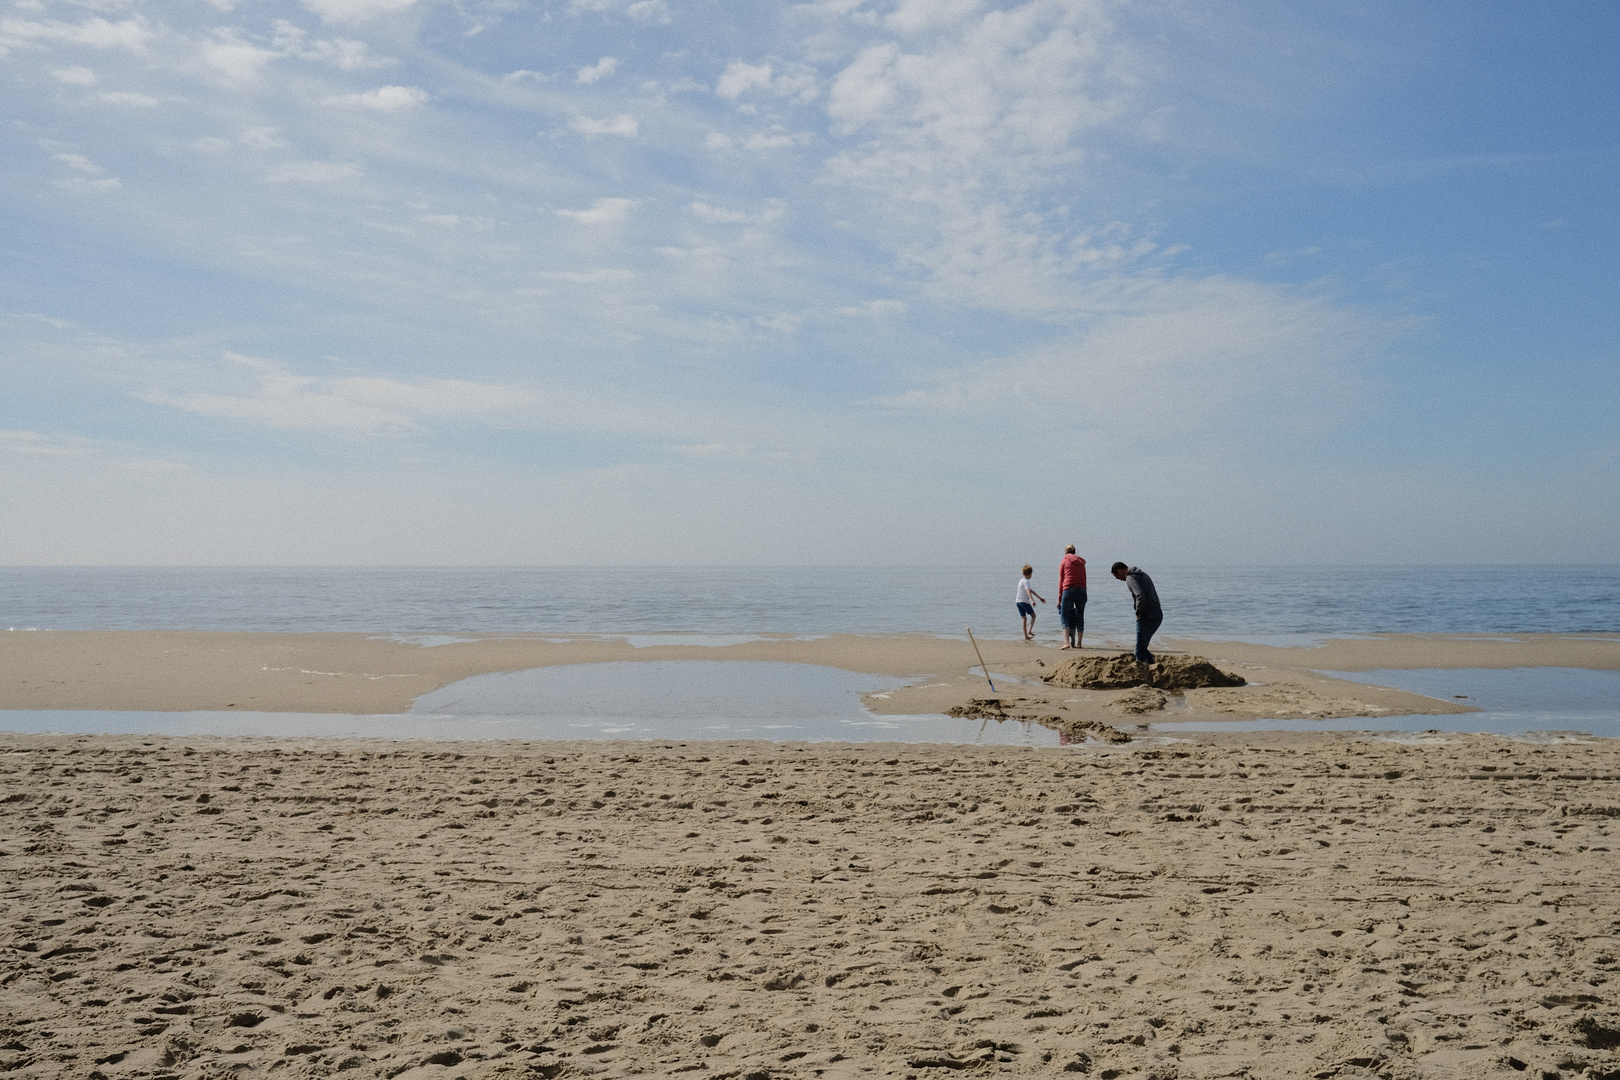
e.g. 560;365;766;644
4;632;1615;724
4;732;1620;1080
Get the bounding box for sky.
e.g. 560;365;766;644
1;0;1616;565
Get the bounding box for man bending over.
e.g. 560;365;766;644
1111;562;1163;664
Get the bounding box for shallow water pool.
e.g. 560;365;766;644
1149;667;1620;737
0;661;1063;746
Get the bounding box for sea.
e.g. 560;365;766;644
2;566;1618;743
3;565;1617;638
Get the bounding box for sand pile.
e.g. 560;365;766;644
947;698;1131;743
1108;686;1168;714
1043;652;1246;692
945;697;1014;720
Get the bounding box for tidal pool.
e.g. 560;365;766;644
0;661;1063;746
1149;667;1620;738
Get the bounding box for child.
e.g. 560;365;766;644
1015;564;1046;641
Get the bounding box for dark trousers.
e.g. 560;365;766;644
1135;610;1163;664
1059;587;1086;638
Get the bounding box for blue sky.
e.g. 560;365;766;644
1;0;1616;564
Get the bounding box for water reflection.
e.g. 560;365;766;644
410;660;1061;745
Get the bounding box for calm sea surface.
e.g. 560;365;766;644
0;566;1615;638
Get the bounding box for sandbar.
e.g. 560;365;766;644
2;631;1615;725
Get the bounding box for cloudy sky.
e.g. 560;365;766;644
2;0;1615;564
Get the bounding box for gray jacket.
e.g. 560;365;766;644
1125;568;1161;617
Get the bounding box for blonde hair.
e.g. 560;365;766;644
1022;564;1033;576
1065;545;1076;554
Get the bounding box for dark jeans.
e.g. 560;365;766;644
1135;610;1163;664
1059;587;1087;637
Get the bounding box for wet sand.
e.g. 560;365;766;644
3;731;1618;1079
3;631;1615;722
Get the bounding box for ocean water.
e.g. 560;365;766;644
1;565;1616;638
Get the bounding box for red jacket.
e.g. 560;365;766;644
1058;554;1086;593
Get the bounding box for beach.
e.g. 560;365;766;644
3;731;1619;1079
3;631;1620;1078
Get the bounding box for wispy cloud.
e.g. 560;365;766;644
51;65;97;86
300;0;418;25
554;197;635;224
0;15;153;54
266;161;362;183
138;354;539;434
326;84;427;110
570;113;639;137
576;56;617;84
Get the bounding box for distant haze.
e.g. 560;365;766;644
1;1;1616;566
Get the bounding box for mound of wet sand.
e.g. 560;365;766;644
1108;686;1168;714
946;698;1131;743
945;697;1014;720
1043;652;1246;692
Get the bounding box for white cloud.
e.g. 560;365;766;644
838;299;907;316
554;197;635;224
626;0;670;23
0;16;152;53
54;177;121;191
0;430;90;457
886;0;984;34
199;127;290;153
239;127;289;149
0;429;185;472
688;201;750;224
139;354;537;434
51;66;97;86
816;2;1146;315
707;124;807;152
300;0;418;25
672;442;752;459
267;161;362;183
879;277;1371;441
669;441;812;464
717;60;773;99
194;30;278;83
715;59;818;102
96;91;162;107
742;128;807;150
543;268;635;283
755;312;804;333
272;21;395;69
327;85;429;111
52;151;102;173
576;56;617;83
571;113;639;137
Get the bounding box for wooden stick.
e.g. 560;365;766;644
965;627;996;692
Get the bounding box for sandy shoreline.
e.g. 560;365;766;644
2;632;1616;727
3;731;1618;1079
